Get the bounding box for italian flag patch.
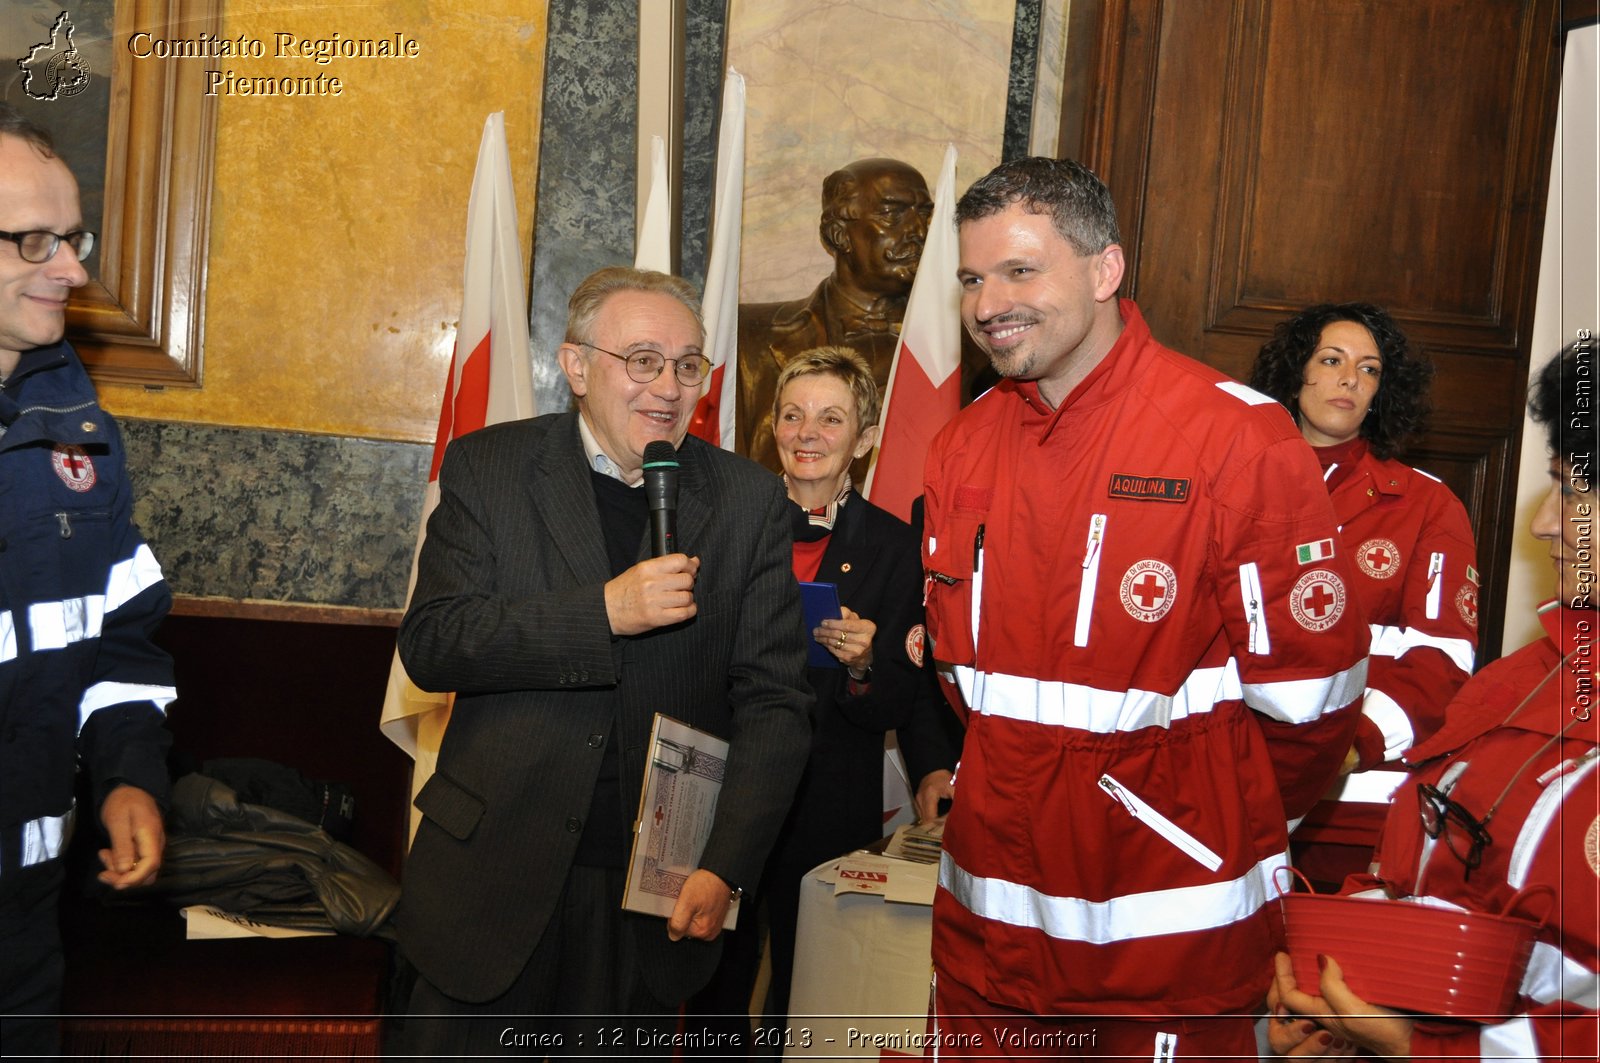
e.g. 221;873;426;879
1296;538;1335;564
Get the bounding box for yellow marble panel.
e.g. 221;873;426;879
728;0;1012;303
97;0;546;444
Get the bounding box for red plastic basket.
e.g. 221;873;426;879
1277;868;1549;1020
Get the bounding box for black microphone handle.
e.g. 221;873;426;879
642;440;680;558
650;509;676;558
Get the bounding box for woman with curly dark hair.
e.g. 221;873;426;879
1249;303;1479;888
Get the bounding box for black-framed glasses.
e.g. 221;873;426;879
0;229;96;264
1417;782;1493;878
584;342;710;387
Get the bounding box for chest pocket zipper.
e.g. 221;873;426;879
1099;773;1223;872
1075;514;1107;648
1240;562;1271;655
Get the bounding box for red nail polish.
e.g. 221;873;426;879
1316;953;1328;972
1317;1032;1333;1047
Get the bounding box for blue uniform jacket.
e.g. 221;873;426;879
0;341;174;875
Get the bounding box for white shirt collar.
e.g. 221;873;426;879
576;412;640;486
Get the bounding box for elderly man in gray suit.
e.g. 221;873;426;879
395;267;812;1057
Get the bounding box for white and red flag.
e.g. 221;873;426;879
634;134;673;272
687;69;746;450
380;112;536;837
863;143;963;524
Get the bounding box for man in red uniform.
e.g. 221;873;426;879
921;156;1370;1057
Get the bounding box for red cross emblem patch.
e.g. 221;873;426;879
905;624;926;668
1290;569;1347;632
1119;559;1178;623
50;444;96;492
1455;584;1479;629
1356;537;1401;580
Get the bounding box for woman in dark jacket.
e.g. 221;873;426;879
692;346;956;1040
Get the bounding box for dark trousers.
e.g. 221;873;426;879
395;864;680;1060
0;861;66;1057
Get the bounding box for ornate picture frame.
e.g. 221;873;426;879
67;0;221;387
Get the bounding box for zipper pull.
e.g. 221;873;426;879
56;512;72;539
1082;513;1105;568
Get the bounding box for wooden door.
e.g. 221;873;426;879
1073;0;1565;659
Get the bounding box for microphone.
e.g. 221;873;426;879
642;440;679;557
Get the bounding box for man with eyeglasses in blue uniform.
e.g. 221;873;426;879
0;104;177;1054
395;266;811;1056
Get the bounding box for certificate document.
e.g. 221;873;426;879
622;713;741;929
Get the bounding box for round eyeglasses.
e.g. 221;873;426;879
584;342;710;387
0;229;96;264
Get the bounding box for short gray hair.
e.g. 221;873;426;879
564;267;703;346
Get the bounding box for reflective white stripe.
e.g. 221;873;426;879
1152;1031;1177;1062
28;594;106;651
1361;687;1416;761
1424;551;1444;620
104;544;166;613
9;808;75;875
1242;658;1367;724
956;663;1239;732
1479;1015;1537;1062
1413;466;1443;484
78;681;176;729
1215;380;1276;406
1320;767;1409;805
1100;773;1223;870
0;610;14;663
1522;939;1600;1008
1508;753;1599;888
940;851;1289;944
953;659;1365;732
1240;563;1271;655
1075;514;1106;648
1367;622;1475;674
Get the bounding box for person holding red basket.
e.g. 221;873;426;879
1267;336;1598;1061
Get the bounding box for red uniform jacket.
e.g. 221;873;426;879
922;301;1369;1016
1296;441;1479;849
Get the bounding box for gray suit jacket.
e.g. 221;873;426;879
395;411;812;1004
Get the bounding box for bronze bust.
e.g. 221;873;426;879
736;158;935;475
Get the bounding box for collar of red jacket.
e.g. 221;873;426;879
1406;601;1599;761
1013;298;1151;439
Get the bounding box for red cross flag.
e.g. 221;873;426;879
687;69;746;450
863;144;963;522
379;112;536;839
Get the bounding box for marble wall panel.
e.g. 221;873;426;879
527;0;638;416
726;0;1013;304
124;420;428;610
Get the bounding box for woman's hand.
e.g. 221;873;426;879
816;605;875;672
1269;952;1413;1061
